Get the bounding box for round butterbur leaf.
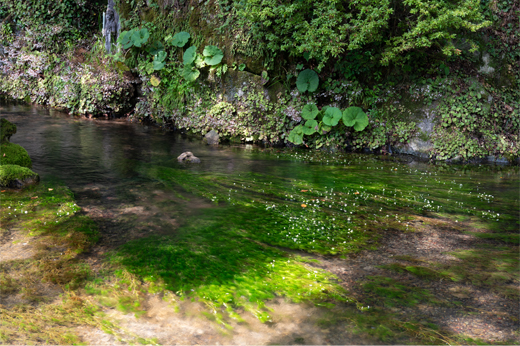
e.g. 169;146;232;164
203;45;224;66
183;46;197;65
296;69;319;93
170;31;190;47
342;106;369;131
182;64;200;82
343;107;363;126
288;125;304;144
301;104;319;120
131;28;149;47
322;107;342;126
118;30;133;49
146;40;164;55
353;112;369;131
302;119;318;135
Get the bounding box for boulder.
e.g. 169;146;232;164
204;130;219;145
177;151;201;163
0;164;39;188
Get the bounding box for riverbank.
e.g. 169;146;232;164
1;0;518;162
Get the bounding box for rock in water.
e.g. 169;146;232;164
204;130;219;145
177;152;201;163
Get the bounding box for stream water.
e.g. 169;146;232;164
2;103;519;344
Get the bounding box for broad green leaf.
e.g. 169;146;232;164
118;30;134;49
182;64;200;82
238;63;246;71
155;51;167;62
288;126;304;144
353;112;369;131
146;40;164;55
131;28;149;47
342;106;369;131
301;104;319;120
153;60;165;70
302;119;318;135
169;31;190;47
183;46;197;65
296;69;319;93
322;107;342;126
203;45;224;65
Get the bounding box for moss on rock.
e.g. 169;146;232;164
1;118;17;143
0;164;39;188
1;142;33;168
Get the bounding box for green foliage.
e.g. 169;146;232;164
288;106;368;145
432;82;519;161
322;107;342;127
182;64;200;82
236;0;490;68
301;104;319;120
0;0;103;52
1;118;16;143
152;51;167;71
342;107;369;131
119;28;150;49
296;69;319;93
167;31;190;48
146;40;165;56
203;45;224;66
183;46;197;65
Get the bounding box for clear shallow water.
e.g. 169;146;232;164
1;103;519;252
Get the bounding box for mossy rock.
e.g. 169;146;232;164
0;142;32;168
0;164;39;188
1;118;17;143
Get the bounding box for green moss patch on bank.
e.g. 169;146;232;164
0;142;32;168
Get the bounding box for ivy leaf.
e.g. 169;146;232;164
183;46;198;65
342;106;369;131
203;45;224;65
238;63;246;71
296;69;319;93
301;104;319;120
182;64;200;82
131;28;149;47
302;119;318;135
146;40;164;55
288;125;304;144
322;106;342;126
169;31;190;47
